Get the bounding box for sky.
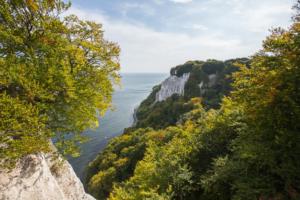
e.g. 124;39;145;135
67;0;294;73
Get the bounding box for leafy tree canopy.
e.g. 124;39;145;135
0;0;120;167
87;2;300;199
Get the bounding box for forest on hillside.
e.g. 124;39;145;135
86;3;300;200
0;1;299;200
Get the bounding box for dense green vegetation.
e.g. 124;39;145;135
134;58;249;129
86;127;184;199
134;95;194;129
87;3;300;200
0;0;120;167
1;1;299;200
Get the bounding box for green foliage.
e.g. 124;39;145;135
109;98;244;200
86;127;181;199
201;59;225;75
203;16;300;199
170;60;203;77
88;3;300;200
134;58;246;130
136;95;195;129
0;0;120;167
0;93;51;168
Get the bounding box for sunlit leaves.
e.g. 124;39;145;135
0;0;120;166
0;93;51;168
90;3;300;199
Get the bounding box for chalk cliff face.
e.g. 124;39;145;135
155;73;190;102
134;59;250;129
0;153;95;200
199;73;217;94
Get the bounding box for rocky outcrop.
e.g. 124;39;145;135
199;73;217;94
0;152;95;200
155;73;190;102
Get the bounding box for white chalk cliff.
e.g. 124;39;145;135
156;73;190;102
0;152;95;200
199;73;217;94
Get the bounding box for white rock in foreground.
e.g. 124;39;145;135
0;153;95;200
156;73;190;102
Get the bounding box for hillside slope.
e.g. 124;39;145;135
86;58;250;199
134;58;249;129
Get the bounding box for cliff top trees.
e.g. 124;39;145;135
87;2;300;200
0;0;120;167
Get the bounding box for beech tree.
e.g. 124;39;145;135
202;3;300;199
0;0;120;167
87;2;300;200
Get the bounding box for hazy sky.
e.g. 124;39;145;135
68;0;294;73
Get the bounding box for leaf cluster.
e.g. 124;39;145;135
0;0;120;167
87;3;300;199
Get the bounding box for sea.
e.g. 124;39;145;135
68;73;167;181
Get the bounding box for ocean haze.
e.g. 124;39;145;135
68;73;167;180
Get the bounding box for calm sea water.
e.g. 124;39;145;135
68;73;167;181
